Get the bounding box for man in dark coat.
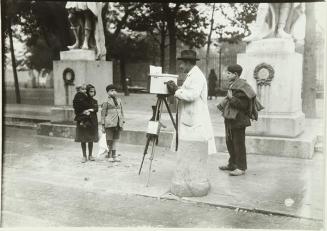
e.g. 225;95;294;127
208;69;218;100
217;64;263;176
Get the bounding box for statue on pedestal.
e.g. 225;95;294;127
244;3;305;42
66;2;106;60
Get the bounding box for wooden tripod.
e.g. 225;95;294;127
138;94;177;187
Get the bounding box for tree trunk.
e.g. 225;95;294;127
160;24;166;72
119;57;129;96
218;47;222;88
302;3;317;118
205;3;216;78
163;3;178;74
8;22;21;104
167;18;177;74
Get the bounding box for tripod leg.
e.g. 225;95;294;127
175;104;178;151
146;139;156;187
163;97;178;151
154;97;162;120
138;136;151;175
163;97;177;130
140;96;160;175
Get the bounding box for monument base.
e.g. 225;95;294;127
60;49;96;61
50;107;75;124
35;122;317;159
238;38;305;138
54;50;113;107
246;112;305;138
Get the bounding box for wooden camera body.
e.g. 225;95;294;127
149;74;178;95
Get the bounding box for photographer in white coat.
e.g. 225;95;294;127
167;50;216;197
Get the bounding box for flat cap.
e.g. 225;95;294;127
227;64;243;76
106;84;117;92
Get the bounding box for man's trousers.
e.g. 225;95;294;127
225;126;247;171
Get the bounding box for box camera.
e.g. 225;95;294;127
149;73;178;95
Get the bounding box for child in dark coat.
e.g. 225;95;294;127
73;85;92;128
217;64;263;176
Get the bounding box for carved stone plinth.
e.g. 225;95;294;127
53;60;113;107
50;107;75;123
245;38;295;53
238;38;304;137
52;50;112;123
60;49;96;61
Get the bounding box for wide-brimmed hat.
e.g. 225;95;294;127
177;50;199;61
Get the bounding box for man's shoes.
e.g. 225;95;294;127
113;157;121;162
229;169;245;176
81;157;87;163
88;156;95;161
219;165;235;171
108;157;114;162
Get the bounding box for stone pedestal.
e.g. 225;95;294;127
170;140;210;197
50;107;75;123
53;59;113;106
51;50;113;123
238;38;305;138
60;49;96;61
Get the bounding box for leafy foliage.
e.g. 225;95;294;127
103;2;146;59
3;0;70;71
127;3;167;46
105;2;208;72
175;3;208;48
213;3;258;44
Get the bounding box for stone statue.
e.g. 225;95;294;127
243;3;305;42
66;2;106;60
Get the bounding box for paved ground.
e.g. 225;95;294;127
1;127;324;228
2;179;323;228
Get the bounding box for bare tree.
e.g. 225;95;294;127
205;3;216;78
8;22;21;103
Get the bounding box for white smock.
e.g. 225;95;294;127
174;65;217;154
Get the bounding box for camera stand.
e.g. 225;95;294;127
138;94;178;187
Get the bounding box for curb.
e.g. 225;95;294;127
135;192;323;222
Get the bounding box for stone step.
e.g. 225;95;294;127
4;113;321;159
35;122;317;159
4;117;48;129
4;121;37;130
